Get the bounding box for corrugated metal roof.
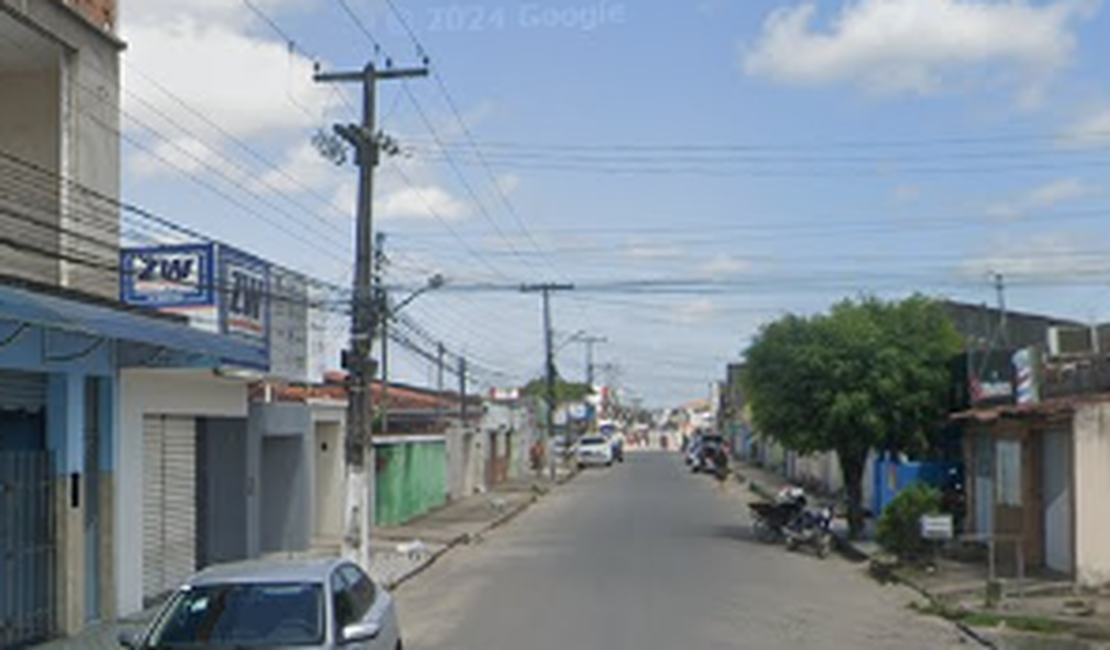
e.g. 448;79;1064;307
0;283;267;369
951;393;1110;423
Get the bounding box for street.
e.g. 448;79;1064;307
394;451;971;649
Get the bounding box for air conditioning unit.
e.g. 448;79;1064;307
1047;326;1096;357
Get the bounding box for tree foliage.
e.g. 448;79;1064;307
742;295;961;535
875;483;943;562
521;370;593;405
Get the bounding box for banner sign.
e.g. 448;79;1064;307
218;246;270;349
120;244;215;308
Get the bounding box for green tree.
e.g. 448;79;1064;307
521;369;593;405
742;295;961;536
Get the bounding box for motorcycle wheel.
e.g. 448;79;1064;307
816;533;832;559
753;518;772;543
785;536;798;552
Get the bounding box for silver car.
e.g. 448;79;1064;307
118;557;402;649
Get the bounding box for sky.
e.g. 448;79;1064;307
116;0;1110;407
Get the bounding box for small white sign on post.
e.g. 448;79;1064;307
920;514;954;541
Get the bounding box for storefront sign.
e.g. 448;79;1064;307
120;244;215;308
219;247;269;348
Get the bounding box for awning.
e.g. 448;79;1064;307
0;283;267;370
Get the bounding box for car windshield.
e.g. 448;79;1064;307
147;582;324;647
579;437;606;446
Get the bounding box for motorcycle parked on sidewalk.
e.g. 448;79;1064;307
748;488;807;543
783;505;834;559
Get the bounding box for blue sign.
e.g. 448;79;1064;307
120;244;216;308
218;246;270;353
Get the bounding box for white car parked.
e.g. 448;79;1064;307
576;435;614;468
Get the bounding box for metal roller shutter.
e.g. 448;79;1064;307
0;369;46;412
142;415;196;602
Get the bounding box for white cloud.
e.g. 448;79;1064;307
742;0;1097;101
129;135;240;179
123;18;338;139
625;243;684;261
698;254;751;277
246;141;338;195
1059;107;1110;148
672;299;718;324
986;178;1091;220
893;185;922;203
960;233;1109;281
375;185;470;221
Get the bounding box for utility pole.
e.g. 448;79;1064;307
995;272;1008;347
315;61;427;569
521;283;574;477
376;233;389;437
458;356;468;421
577;335;607;387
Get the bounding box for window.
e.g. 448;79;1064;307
995;439;1022;507
339;564;376;619
149;582;324;646
332;564;376;630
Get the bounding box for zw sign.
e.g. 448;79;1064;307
219;248;269;346
120;245;215;307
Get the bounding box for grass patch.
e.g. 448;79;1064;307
957;612;1066;635
909;601;1067;636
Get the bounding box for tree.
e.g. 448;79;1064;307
520;370;593;405
741;295;961;536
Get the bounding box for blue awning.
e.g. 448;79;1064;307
0;284;268;370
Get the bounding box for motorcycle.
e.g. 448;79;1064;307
748;489;807;543
783;505;835;558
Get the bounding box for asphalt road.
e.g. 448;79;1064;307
393;451;972;650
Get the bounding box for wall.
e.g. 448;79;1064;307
374;437;447;527
311;416;343;549
116;369;247;617
249;402;313;555
1073;403;1110;586
197;418;248;566
0;0;123;299
0;70;63;287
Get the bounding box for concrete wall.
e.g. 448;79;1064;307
0;69;63;287
446;424;486;500
312;417;343;548
0;1;122;298
1073;403;1110;586
116;369;247;617
249;402;313;555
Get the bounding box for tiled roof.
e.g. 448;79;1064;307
254;374;472;412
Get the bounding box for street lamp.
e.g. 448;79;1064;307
380;273;446;436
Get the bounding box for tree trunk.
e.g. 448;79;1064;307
840;451;866;539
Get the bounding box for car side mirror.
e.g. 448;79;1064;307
117;630;142;648
341;620;381;643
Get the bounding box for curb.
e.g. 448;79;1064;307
893;573;998;650
387;493;543;591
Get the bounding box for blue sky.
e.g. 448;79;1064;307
118;0;1110;406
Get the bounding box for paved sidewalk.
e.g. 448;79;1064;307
31;475;563;650
733;459;1110;649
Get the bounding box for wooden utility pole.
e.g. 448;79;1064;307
314;62;426;568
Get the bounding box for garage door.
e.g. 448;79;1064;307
143;415;196;602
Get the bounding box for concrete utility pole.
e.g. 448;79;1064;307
376;233;389;437
315;62;427;569
995;272;1008;347
521;283;574;477
577;335;607;387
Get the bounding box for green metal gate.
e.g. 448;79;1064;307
374;438;447;527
